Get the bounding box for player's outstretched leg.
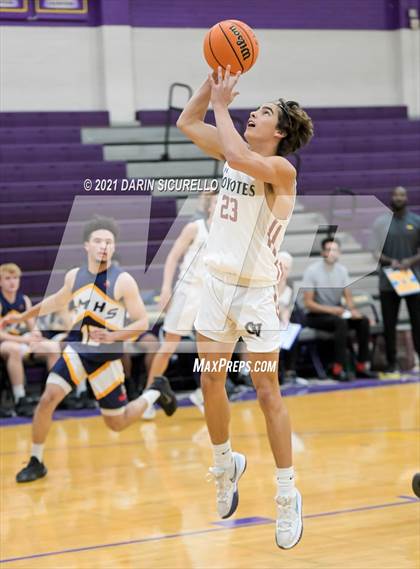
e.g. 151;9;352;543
248;350;303;549
196;333;247;519
143;332;181;419
102;376;178;432
16;381;69;483
148;376;178;416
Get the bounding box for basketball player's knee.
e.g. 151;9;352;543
3;342;22;359
256;381;280;411
104;415;125;432
201;372;225;392
39;387;63;410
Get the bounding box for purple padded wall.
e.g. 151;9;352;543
0;112;109;127
128;0;404;30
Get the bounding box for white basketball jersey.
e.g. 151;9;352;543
205;163;294;287
177;218;210;285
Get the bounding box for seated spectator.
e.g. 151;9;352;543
277;252;307;385
301;238;374;381
0;264;60;416
372;186;420;373
277;251;294;326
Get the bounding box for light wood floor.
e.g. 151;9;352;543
1;383;419;569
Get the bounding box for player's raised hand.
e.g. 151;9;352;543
209;65;241;107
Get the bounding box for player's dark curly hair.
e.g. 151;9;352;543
275;99;314;156
83;216;119;242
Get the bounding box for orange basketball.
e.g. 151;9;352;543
203;19;259;74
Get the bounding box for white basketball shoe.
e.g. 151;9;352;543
275;489;303;549
208;452;247;519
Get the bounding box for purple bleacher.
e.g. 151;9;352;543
0;180;150;201
0;112;109;128
0;240;177;271
301;107;408;120
0;181;86;202
0;218;186;248
0;127;81;144
0;144;103;163
137;106;409;126
0;198;177;224
298;169;420;192
300;134;420;155
21;266;164;298
313;119;420;138
301;192;420;211
292;151;420;172
2;104;418;304
0;162;126;182
355;187;420;206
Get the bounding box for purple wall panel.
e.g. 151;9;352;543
1;0;419;29
128;0;400;30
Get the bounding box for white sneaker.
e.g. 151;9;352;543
208;452;247;519
275;489;303;549
142;405;156;421
189;388;205;414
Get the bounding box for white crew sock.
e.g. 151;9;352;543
13;385;25;403
140;389;160;410
31;443;44;462
76;380;87;396
213;440;234;471
276;466;296;498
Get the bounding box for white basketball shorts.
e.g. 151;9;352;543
194;272;281;352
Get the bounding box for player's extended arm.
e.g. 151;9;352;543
0;269;76;329
176;77;225;160
0;329;31;344
210;66;295;189
160;222;198;307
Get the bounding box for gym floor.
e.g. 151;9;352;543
1;382;419;568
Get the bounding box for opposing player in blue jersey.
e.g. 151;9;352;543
0;216;177;483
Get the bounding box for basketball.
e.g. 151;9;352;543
203;19;259;74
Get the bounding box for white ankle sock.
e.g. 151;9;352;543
213;440;234;470
140;389;160;409
13;385;25;403
31;444;44;462
276;466;296;497
76;380;87;396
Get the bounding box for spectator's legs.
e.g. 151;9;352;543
405;293;420;359
380;290;401;368
304;314;348;367
30;339;60;370
348;316;370;363
0;341;26;402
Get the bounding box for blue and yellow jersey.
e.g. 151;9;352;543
68;265;126;356
0;290;29;336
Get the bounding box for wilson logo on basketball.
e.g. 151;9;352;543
229;25;251;60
